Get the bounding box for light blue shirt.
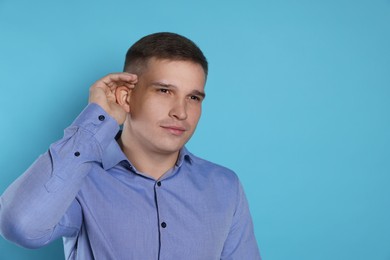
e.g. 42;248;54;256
0;104;261;259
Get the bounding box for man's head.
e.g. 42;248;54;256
118;32;208;162
123;32;208;78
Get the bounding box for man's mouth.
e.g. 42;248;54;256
160;125;187;136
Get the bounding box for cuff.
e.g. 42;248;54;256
71;103;120;149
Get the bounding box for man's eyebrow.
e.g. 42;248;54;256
151;82;175;88
151;81;206;99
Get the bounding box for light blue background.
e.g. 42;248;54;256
1;0;389;259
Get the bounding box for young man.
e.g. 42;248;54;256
0;32;261;259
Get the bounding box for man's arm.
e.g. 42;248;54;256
0;73;137;248
221;181;261;259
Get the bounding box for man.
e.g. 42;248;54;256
0;32;261;259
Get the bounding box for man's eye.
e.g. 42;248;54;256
159;88;169;93
190;96;201;101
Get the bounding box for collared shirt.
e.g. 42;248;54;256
0;104;261;260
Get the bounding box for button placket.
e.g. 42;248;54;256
154;180;165;258
155;181;165;229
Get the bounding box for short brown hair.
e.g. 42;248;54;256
123;32;208;76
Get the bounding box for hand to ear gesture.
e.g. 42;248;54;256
89;73;138;125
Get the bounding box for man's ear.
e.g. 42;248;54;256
115;86;131;113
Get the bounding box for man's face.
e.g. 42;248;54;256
123;58;206;156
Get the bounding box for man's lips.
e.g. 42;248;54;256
160;125;187;135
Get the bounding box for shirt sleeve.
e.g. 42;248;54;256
0;103;119;249
220;180;262;260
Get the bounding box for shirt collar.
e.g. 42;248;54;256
176;146;193;167
101;137;128;170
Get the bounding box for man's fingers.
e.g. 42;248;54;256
104;80;136;90
102;74;137;104
90;72;138;98
104;72;138;81
102;73;138;89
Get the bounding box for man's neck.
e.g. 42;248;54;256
118;133;179;180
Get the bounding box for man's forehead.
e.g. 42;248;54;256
140;58;206;87
145;57;206;75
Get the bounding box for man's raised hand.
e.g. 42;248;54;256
89;73;138;125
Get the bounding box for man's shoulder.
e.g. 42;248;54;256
186;150;239;184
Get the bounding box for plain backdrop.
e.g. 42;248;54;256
1;0;389;259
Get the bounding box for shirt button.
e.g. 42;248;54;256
157;181;161;187
74;151;80;157
98;115;105;121
161;222;167;228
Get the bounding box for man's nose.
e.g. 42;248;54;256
169;99;187;120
